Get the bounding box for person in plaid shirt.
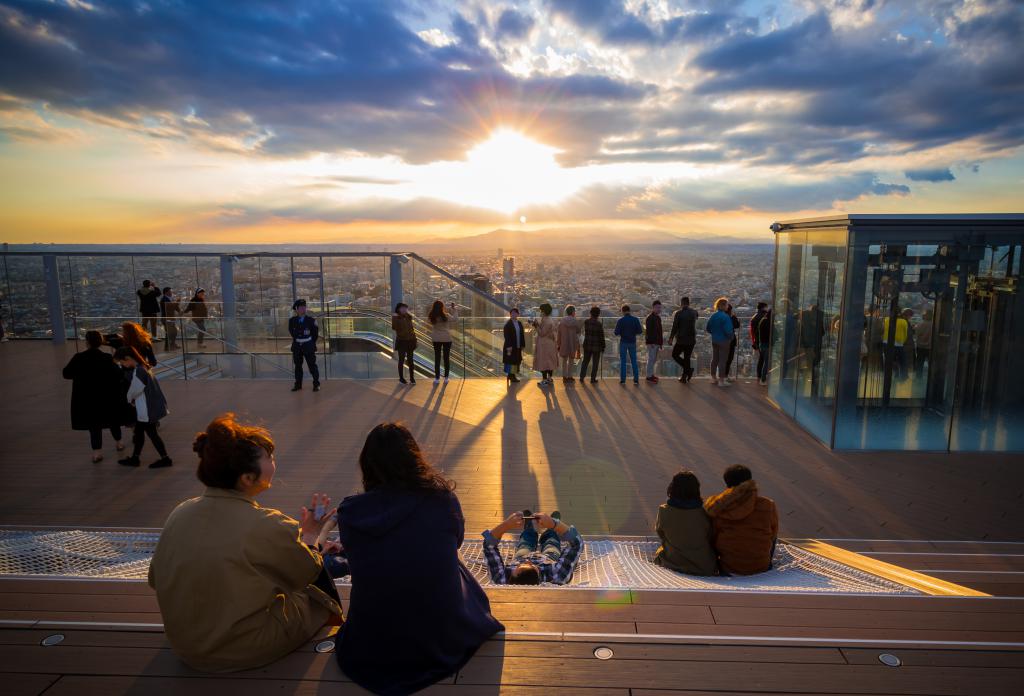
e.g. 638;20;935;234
482;510;583;585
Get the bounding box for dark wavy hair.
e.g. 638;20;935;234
427;300;448;324
193;413;275;489
359;422;454;494
667;470;702;502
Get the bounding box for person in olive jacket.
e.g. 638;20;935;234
654;470;718;576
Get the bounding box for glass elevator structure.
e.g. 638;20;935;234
768;214;1024;452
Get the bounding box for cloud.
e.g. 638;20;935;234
904;168;956;182
0;0;653;163
495;8;534;40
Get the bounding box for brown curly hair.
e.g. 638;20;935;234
194;413;275;489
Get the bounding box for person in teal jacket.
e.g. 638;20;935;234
705;297;735;387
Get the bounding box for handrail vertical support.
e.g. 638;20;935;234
220;255;237;350
42;254;66;343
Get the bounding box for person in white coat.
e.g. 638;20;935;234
113;346;172;469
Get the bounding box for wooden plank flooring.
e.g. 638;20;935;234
0;578;1022;694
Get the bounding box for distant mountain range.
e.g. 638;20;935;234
413;227;762;251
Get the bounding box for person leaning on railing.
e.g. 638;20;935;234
147;413;342;672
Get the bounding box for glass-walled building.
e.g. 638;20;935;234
768;214;1024;452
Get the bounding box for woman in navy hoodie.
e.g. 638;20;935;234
335;423;502;695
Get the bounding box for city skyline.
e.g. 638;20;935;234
1;0;1022;244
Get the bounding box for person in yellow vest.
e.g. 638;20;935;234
882;310;910;380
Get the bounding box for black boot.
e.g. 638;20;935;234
118;456;140;467
149;457;173;469
510;373;520;383
312;382;321;392
291;382;302;391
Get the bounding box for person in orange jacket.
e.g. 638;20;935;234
704;465;779;575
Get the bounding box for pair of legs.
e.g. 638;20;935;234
119;421;170;467
646;345;660;379
710;340;731;384
560;355;575;380
619;342;639;383
163;319;179;350
292;346;320;389
433;341;451;380
88;425;124;461
724;339;737;378
539;369;553;381
141;314;159;338
671;342;695;381
756;342;770;382
396;341;416;383
579;349;601;381
192;319;206;346
515;522;563;563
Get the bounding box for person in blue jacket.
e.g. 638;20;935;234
706;297;735;387
614;304;644;385
334;423;502;695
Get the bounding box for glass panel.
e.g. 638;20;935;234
791;229;847;444
768;231;802;415
4;255;47;337
950;240;1024;451
835;241;960;449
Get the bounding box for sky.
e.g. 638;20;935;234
0;0;1022;244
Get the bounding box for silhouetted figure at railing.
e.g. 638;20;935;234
532;303;557;385
427;299;456;384
580;305;605;383
289;299;320;392
185;288;208;347
160;287;181;351
137;279;161;338
670;296;698;383
556;304;580;384
503;307;525;384
392;302;417;385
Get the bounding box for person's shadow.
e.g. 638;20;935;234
501;390;539;517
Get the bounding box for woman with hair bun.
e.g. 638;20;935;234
148;413;342;672
334;422;502;695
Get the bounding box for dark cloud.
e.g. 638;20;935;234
0;0;652;163
545;0;754;46
495;8;534;40
904;168;956;182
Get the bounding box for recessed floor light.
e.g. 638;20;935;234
40;634;65;647
315;640;335;654
594;646;614;660
878;653;901;667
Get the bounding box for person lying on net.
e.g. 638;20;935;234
482;510;583;585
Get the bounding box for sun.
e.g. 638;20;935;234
456;129;577;213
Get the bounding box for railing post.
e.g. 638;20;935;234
220;255;237;350
389;255;404;312
42;254;66;343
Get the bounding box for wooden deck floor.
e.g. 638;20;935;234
1;577;1023;695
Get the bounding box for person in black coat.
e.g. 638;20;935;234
502;307;526;385
63;331;126;462
334;423;502;695
289;299;321;392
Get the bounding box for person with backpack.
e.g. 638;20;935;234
113;346;172;469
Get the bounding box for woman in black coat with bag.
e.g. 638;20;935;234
63;330;126;462
334;423;502;695
502;307;526;385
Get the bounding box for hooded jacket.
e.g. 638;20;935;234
335;488;502;695
654;500;718;576
703;480;779;575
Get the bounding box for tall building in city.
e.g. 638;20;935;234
458;272;492;317
497;247;503;261
502;256;515;305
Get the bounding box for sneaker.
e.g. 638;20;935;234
633;380;640;386
619;380;626;385
312;382;321;392
645;376;657;383
118;456;140;467
678;375;686;382
759;378;767;386
433;378;440;384
149;457;173;469
291;383;302;391
710;378;718;385
718;381;732;388
590;378;598;384
726;377;735;383
410;379;417;385
399;378;408;384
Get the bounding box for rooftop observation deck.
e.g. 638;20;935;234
2;340;1023;694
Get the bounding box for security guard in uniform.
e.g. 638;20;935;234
289;299;321;392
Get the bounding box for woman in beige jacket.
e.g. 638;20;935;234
556;305;581;383
531;303;558;386
148;414;342;672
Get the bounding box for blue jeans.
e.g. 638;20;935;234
619;342;638;382
515;526;562;562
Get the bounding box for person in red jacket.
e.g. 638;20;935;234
704;464;779;575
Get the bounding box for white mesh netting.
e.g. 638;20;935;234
0;530;919;594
